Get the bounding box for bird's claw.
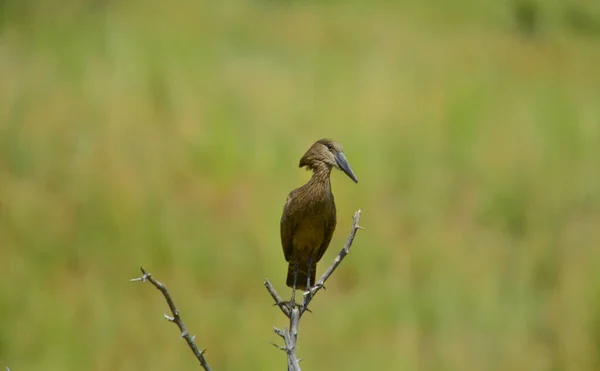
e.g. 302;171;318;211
278;300;305;311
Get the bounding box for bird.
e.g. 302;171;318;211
280;138;358;292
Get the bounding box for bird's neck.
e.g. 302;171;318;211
306;163;332;194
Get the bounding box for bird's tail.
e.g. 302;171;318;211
286;260;316;291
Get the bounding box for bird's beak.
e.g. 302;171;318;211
335;152;359;183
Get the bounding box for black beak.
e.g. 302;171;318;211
335;152;359;183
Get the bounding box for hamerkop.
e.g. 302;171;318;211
280;138;358;291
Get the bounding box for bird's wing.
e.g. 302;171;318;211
315;202;337;262
280;191;298;262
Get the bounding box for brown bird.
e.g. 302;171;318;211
280;138;358;292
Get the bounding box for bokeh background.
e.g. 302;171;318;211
2;0;600;370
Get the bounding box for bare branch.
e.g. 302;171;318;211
131;267;212;371
265;278;291;317
272;307;301;371
265;209;363;370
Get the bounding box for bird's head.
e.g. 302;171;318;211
299;138;358;183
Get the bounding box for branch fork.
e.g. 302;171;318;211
265;209;364;370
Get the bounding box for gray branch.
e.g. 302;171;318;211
130;267;212;371
265;209;363;370
265;279;291;318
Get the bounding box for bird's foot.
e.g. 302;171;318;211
272;299;293;312
277;300;311;313
302;282;325;297
299;283;325;313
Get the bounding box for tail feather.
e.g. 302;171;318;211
286;260;316;291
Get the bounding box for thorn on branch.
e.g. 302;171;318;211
129;274;149;282
274;327;286;338
270;341;287;351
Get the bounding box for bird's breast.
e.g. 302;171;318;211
291;200;334;251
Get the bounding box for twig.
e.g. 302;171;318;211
130;267;212;371
265;209;363;370
265;279;291;318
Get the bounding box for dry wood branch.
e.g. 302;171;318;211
265;209;363;370
265;279;291;318
130;267;212;371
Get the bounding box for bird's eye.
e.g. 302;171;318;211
326;143;333;150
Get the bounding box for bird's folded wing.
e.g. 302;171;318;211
280;191;298;262
315;205;336;262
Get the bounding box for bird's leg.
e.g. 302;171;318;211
290;257;298;310
301;256;313;312
305;256;313;292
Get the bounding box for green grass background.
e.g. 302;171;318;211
1;1;600;370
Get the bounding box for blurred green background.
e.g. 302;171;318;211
1;0;600;370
